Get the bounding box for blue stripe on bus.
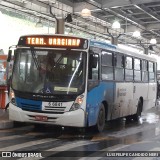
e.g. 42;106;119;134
90;40;116;49
15;97;42;111
86;82;115;126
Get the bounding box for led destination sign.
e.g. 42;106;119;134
18;35;88;49
27;37;80;46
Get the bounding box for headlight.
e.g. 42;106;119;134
10;90;16;105
10;90;15;99
70;103;81;111
70;95;84;111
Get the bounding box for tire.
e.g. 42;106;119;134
95;104;105;132
133;99;143;121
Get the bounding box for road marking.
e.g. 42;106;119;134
0;125;34;133
27;140;97;159
0;135;25;141
0;138;58;151
0;132;47;141
47;140;96;151
78;144;130;160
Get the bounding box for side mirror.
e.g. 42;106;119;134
7;50;12;62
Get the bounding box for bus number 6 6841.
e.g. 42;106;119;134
48;102;62;107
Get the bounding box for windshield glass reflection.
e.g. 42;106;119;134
12;49;86;95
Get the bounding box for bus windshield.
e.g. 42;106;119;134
12;48;86;95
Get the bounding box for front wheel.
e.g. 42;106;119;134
95;104;105;132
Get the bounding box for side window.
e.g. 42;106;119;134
126;57;132;69
102;51;113;66
115;53;124;81
88;54;99;80
149;61;155;82
101;51;113;80
125;56;133;81
134;58;141;81
142;60;148;82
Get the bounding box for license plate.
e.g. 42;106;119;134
48;102;63;107
35;115;48;121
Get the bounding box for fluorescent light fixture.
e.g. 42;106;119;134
112;21;121;29
81;8;91;17
132;30;141;37
35;18;43;28
150;38;157;44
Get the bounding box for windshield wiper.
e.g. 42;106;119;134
54;52;69;66
30;47;40;70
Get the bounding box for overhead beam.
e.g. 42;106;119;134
142;3;160;8
134;4;160;37
124;25;142;33
135;4;160;23
57;0;73;7
73;2;97;13
109;8;146;30
73;0;160;12
102;0;160;9
25;0;48;8
146;23;160;30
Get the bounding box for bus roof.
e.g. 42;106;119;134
89;39;157;62
90;39;116;50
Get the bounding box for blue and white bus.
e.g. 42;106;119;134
8;34;157;132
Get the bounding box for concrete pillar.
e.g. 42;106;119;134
111;36;118;45
55;18;65;34
144;47;148;55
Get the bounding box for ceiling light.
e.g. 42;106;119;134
81;8;91;18
35;18;43;28
150;38;157;44
112;21;121;29
132;30;141;37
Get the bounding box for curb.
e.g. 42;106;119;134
0;120;14;129
0;109;14;129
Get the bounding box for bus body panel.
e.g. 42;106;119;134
148;83;157;100
86;82;115;126
9;103;85;127
16;97;42;110
10;97;85;127
133;83;148;113
133;83;148;101
114;82;133;118
146;83;157;110
15;97;75;112
86;81;157;126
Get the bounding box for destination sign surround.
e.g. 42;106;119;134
26;37;81;46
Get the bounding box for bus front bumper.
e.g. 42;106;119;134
9;103;86;127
